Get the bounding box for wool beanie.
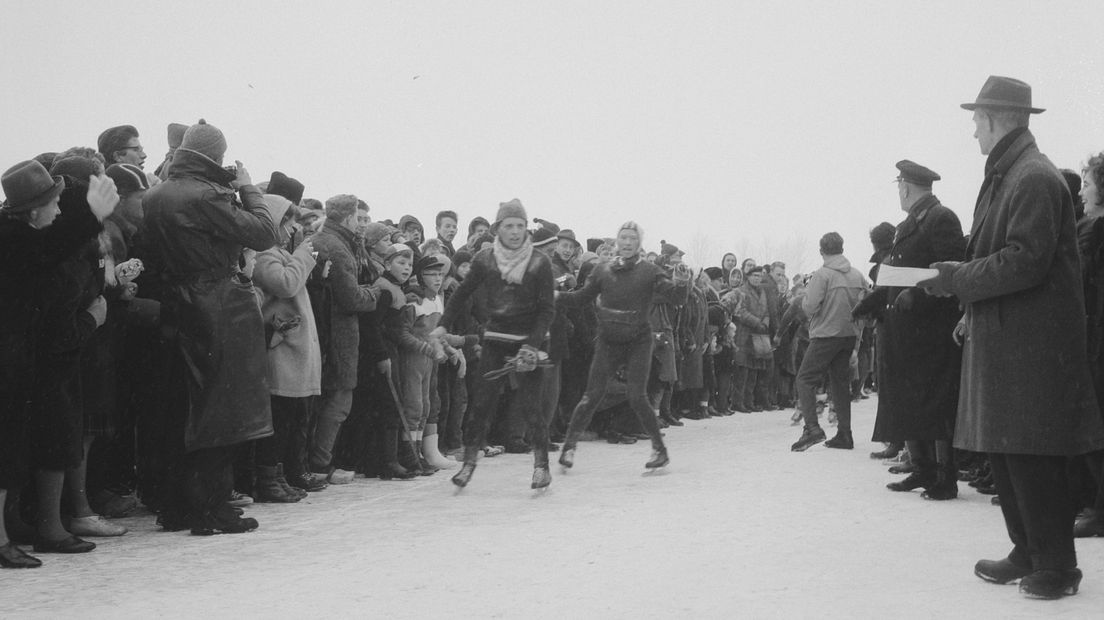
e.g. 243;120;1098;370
105;163;151;195
453;248;473;267
495;198;527;224
180;119;227;164
166;123;188;149
660;240;682;257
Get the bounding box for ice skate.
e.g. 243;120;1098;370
645;446;669;469
451;462;476;488
531;466;552;489
558;445;576;469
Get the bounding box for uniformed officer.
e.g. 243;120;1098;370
852;160;966;499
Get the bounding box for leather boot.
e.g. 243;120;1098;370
451;447;480;488
379;429;415;480
275;464;307;500
921;443;958;500
254;466;301;503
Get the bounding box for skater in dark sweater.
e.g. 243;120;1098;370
433;199;557;489
556;221;691;470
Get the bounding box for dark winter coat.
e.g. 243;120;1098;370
863;195;966;442
140;149;278;452
311;218;379;390
944;128;1104;455
0;189;102;479
676;285;707;389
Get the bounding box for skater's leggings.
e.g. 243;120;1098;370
565;331;663;448
463;340;555;465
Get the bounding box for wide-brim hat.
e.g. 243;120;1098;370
1;159;65;214
961;75;1045;114
556;229;581;248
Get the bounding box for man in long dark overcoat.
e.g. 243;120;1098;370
920;76;1104;599
854;160;965;500
142;120;277;535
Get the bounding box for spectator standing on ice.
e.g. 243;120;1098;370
919;76;1104;599
141;119;278;535
853;160;965;500
790;232;867;452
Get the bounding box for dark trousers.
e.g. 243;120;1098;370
565;332;662;448
184;445;237;529
437;361;467;451
256;396;310;469
464;341;555;467
989;452;1077;570
798;336;855;432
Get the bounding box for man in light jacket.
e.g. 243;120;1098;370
791;232;867;452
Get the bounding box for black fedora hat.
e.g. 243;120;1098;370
961;75;1045;114
1;160;65;214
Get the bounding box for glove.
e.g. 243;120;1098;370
917;262;960;298
515;345;539;373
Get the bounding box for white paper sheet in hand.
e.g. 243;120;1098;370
875;265;939;287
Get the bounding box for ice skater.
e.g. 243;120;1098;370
432;199;557;489
556;221;691;471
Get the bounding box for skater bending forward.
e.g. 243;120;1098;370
432;199;556;489
557;221;691;470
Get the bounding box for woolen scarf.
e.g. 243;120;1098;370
493;234;533;285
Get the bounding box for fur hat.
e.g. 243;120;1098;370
267;171;305;205
586;238;603;253
180;119;227;164
704;267;724;280
495;198;527;224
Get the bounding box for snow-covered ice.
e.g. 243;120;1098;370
2;396;1100;619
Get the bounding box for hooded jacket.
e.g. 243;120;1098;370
802;254;867;339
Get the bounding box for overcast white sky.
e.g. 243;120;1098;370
3;1;1103;273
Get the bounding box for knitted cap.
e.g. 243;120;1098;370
180;119;227;164
166;123;188;149
105;163;151;194
362;222;392;248
495;198;527;224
